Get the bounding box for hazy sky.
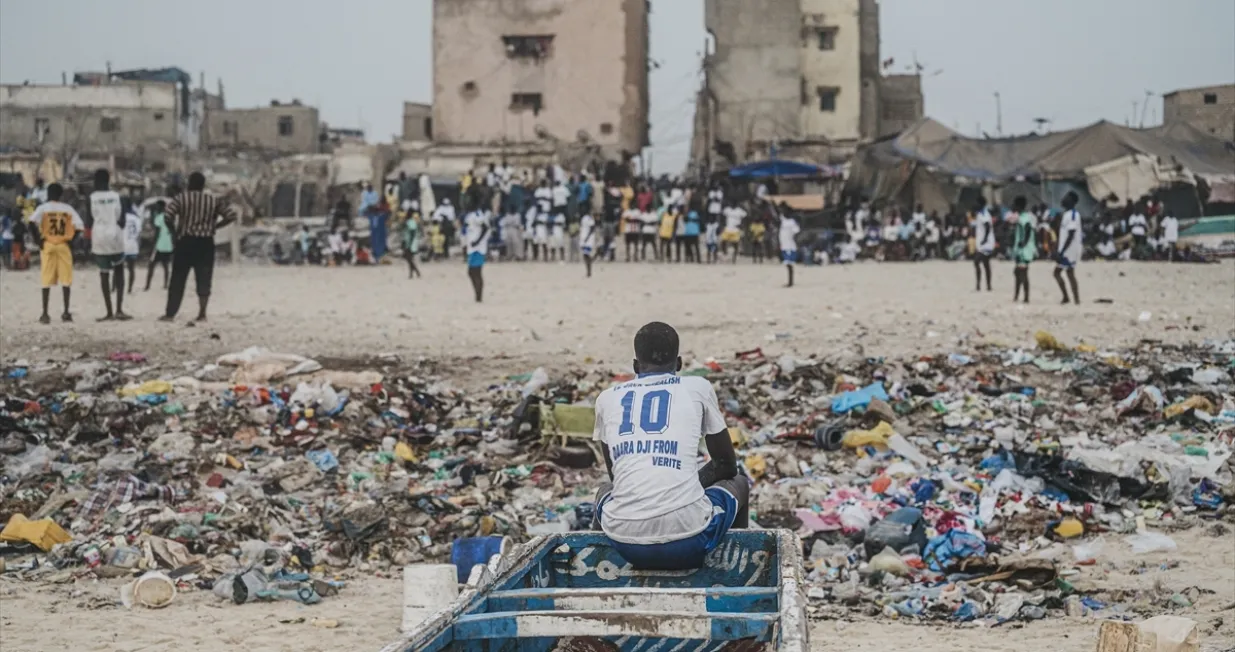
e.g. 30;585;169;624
2;0;1232;173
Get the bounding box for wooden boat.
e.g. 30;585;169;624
386;530;808;652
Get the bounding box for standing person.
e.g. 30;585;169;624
639;204;658;262
704;211;720;264
433;198;456;259
534;180;552;261
973;197;995;291
27;178;48;205
160;171;237;324
721;201;744;263
369;199;390;262
330;197;352;233
683;205;701;263
778;208;801;287
464;209;489;302
911;203;926;230
403;209;422;279
122;199;143;294
580;209;598;278
88;169;129;321
658;206;676;262
550;208;567;262
358;182;379;217
1011;196;1035;303
924;216;941;259
1;209;13;269
748;210;767;264
673;200;688;262
622;205;640;262
1054;192;1083;305
1161;208;1179;261
1128;206;1148;257
589;322;749;571
27;183;84;323
706;184;723;233
551;180;570;253
145;200;174;290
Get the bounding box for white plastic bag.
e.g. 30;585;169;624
1072;537;1105;563
1125;531;1177;554
521;368;549;397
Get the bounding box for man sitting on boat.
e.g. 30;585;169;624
591;322;750;570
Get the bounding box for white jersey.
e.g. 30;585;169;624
551;213;566;239
1128;213;1148;236
534;187;553;215
593;373;728;544
1058;209;1083;264
123;212;143;255
707;190;723;216
89;190;125;255
974;209;995;254
640;211;659;235
551;184;569;210
579;214;597;250
432;203;455;224
464;211;490;255
722;207;745;233
911;211;926;226
1162;216;1179;243
533;211;549;244
778;216;800;252
622;209;641;235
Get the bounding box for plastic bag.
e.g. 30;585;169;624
290;382;340;413
1125;531;1177;554
1073;537;1105;563
838;504;873;531
521;367;549;397
3;445;54;480
868;547;910;576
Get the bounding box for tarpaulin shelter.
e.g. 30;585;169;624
850;117;1235;215
729;159;835;179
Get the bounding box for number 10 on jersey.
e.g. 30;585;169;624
618;389;672;436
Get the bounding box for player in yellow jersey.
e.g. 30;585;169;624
27;183;85;323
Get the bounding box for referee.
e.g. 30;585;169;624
160;172;237;324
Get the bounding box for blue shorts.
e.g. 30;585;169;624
596;486;739;570
780;250;797;265
124;254;139;263
1056;258;1076;271
467;252;486;268
581;246;594;257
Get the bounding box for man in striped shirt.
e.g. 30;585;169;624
160;172;237;324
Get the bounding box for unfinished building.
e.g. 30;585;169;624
431;0;649;160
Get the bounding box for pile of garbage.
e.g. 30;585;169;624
726;335;1234;624
0;347;604;608
2;336;1232;624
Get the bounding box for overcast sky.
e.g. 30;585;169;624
2;0;1232;173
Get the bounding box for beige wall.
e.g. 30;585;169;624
432;0;648;153
1163;84;1235;142
799;0;862;143
403;102;433;142
0;83;180;153
203;106;320;154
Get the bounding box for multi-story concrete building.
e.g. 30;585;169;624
699;0;921;167
202;101;321;155
0;82;182;155
1163;84;1235;142
431;0;649;158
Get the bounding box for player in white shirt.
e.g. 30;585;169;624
621;208;641;262
550;212;567;262
122;200;143;294
721;203;746;263
704;216;720;264
1160;211;1179;261
87;169;130;321
911;204;927;228
579;213;598;278
591;322;748;570
639;210;658;261
706;186;723;225
464;210;490;303
1053;191;1083;305
778;211;801;287
972;197;995;292
1127;211;1148;253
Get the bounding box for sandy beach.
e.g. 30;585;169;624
2;259;1233;371
1;257;1233;652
